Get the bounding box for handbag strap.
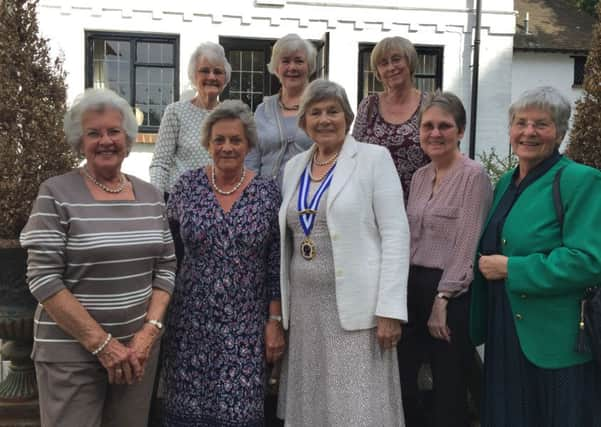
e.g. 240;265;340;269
552;166;566;241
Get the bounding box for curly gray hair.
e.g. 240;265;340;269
187;42;232;88
63;88;137;156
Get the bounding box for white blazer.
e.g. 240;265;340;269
279;135;410;331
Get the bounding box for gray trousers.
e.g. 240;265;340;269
35;344;159;427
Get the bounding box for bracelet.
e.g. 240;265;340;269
268;315;282;323
91;333;112;356
146;319;163;330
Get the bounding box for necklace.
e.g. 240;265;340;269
211;166;246;195
313;148;339;166
309;159;337;182
278;94;299;111
82;167;126;193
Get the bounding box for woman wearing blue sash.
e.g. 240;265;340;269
277;79;410;426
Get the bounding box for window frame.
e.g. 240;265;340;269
85;31;180;133
571;55;587;88
357;43;444;104
220;36;325;111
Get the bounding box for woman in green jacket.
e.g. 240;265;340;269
470;86;601;427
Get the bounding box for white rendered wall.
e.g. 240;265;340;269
512;51;584;147
37;0;516;181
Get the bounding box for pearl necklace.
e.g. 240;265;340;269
211;166;246;196
309;158;337;182
82;167;126;193
313;148;340;166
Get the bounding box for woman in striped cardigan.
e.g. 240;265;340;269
20;88;176;427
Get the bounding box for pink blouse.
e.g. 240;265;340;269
407;155;493;294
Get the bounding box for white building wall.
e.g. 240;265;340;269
37;0;516;181
512;51;584;147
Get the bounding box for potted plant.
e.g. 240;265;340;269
0;0;77;404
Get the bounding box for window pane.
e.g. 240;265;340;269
222;39;275;111
230;71;241;91
252;51;265;72
241;72;252;92
88;34;177;131
229;51;241;71
137;42;174;65
92;39;130;95
135;66;174;124
242;51;253;70
252;72;263;92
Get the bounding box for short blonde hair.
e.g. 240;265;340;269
267;34;317;77
370;36;418;83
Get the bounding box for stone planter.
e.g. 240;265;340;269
0;247;37;402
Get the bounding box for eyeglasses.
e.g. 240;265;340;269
211;136;245;146
377;54;405;68
420;122;456;133
512;119;553;131
197;67;225;76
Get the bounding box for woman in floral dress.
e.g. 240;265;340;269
162;100;285;426
352;36;429;204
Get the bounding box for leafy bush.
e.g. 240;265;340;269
569;1;601;170
0;0;77;246
478;147;518;185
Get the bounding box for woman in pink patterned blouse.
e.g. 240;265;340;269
399;92;493;427
352;36;430;204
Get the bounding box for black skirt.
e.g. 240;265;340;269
482;281;601;427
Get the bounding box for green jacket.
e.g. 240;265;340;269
470;157;601;368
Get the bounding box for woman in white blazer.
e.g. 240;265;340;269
276;79;410;427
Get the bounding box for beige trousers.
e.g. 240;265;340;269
35;344;159;427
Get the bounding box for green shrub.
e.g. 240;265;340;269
0;0;77;246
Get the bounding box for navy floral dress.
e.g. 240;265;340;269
162;168;281;427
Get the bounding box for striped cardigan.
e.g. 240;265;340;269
20;170;176;362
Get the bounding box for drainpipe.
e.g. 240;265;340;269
468;0;482;159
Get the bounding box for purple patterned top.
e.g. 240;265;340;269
352;93;430;203
162;168;280;426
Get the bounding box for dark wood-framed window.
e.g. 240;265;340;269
85;31;179;133
358;44;443;104
572;55;587;87
220;36;328;112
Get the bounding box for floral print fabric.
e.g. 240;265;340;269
162;168;280;427
352;93;429;203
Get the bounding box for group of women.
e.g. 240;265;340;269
20;32;601;427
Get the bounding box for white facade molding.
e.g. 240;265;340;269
37;0;518;178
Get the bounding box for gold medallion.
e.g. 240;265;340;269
300;237;316;260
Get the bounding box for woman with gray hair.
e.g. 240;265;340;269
20;88;176;427
161;99;284;426
400;91;492;427
471;86;601;426
277;79;409;425
246;33;316;187
150;41;232;196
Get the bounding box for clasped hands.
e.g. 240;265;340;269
96;323;160;385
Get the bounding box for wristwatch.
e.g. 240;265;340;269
436;292;451;301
